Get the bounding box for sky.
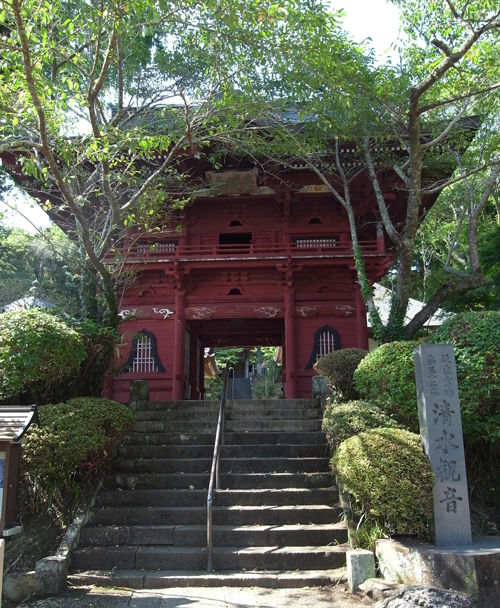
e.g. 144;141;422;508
0;0;401;234
333;0;401;60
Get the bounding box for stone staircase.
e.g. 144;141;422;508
69;398;348;588
227;377;252;399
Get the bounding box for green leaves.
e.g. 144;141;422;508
314;348;368;401
0;309;86;401
323;400;401;450
354;340;423;431
333;428;434;541
22;397;135;511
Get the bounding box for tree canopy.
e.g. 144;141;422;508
253;0;500;340
0;0;498;333
0;0;343;323
0;219;79;313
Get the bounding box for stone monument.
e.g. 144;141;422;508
414;344;472;546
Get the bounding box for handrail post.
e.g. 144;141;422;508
206;363;229;573
221;382;225;448
207;494;213;572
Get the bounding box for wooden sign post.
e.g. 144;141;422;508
0;405;39;536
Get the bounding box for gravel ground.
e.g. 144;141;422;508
11;584;376;608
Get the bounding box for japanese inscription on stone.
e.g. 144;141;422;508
414;344;472;546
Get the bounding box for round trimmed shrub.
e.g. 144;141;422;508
353;340;421;430
332;428;434;540
354;312;500;444
22;397;135;498
322;400;400;449
0;309;86;403
314;348;367;401
433;311;500;444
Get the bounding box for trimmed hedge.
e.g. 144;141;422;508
314;348;367;401
332;428;434;540
22;397;135;501
322;400;400;449
354;312;500;444
433;311;500;444
0;309;86;403
353;340;421;430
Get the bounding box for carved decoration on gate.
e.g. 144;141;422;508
253;306;281;318
152;307;175;319
190;306;217;319
296;306;318;317
336;304;355;316
118;308;138;319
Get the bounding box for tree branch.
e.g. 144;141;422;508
413;11;500;111
423;159;500;195
362;137;403;246
419;82;500;114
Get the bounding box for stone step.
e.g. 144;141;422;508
227;408;322;420
122;431;327;445
90;504;341;527
73;395;340;584
133;399;315;411
95;487;339;508
104;471;334;490
71;544;347;572
227;377;252;399
134;408;322;422
132;419;322;433
135;409;219;422
118;443;328;459
80;522;347;547
69;567;347;589
111;457;330;475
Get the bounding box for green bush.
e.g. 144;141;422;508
204;375;223;399
22;397;135;506
332;428;434;541
322;400;400;449
0;309;86;403
314;348;367;401
433;311;500;444
354;312;500;444
253;376;280;399
353;340;421;430
67;321;119;398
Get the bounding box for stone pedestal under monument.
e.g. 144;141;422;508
375;536;500;608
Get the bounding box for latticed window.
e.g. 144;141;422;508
153;241;178;253
137;241;178;254
317;328;337;360
124;330;164;373
305;325;341;369
293;237;337;248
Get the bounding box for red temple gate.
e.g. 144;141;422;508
110;170;398;402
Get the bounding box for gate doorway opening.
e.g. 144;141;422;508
186;318;283;400
205;346;283;400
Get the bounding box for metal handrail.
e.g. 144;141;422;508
207;363;230;573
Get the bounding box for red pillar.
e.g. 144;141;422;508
284;288;297;398
172;291;186;400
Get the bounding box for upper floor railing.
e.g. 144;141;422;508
109;239;384;264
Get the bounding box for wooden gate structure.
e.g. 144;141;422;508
110;159;415;402
3;135;451;402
